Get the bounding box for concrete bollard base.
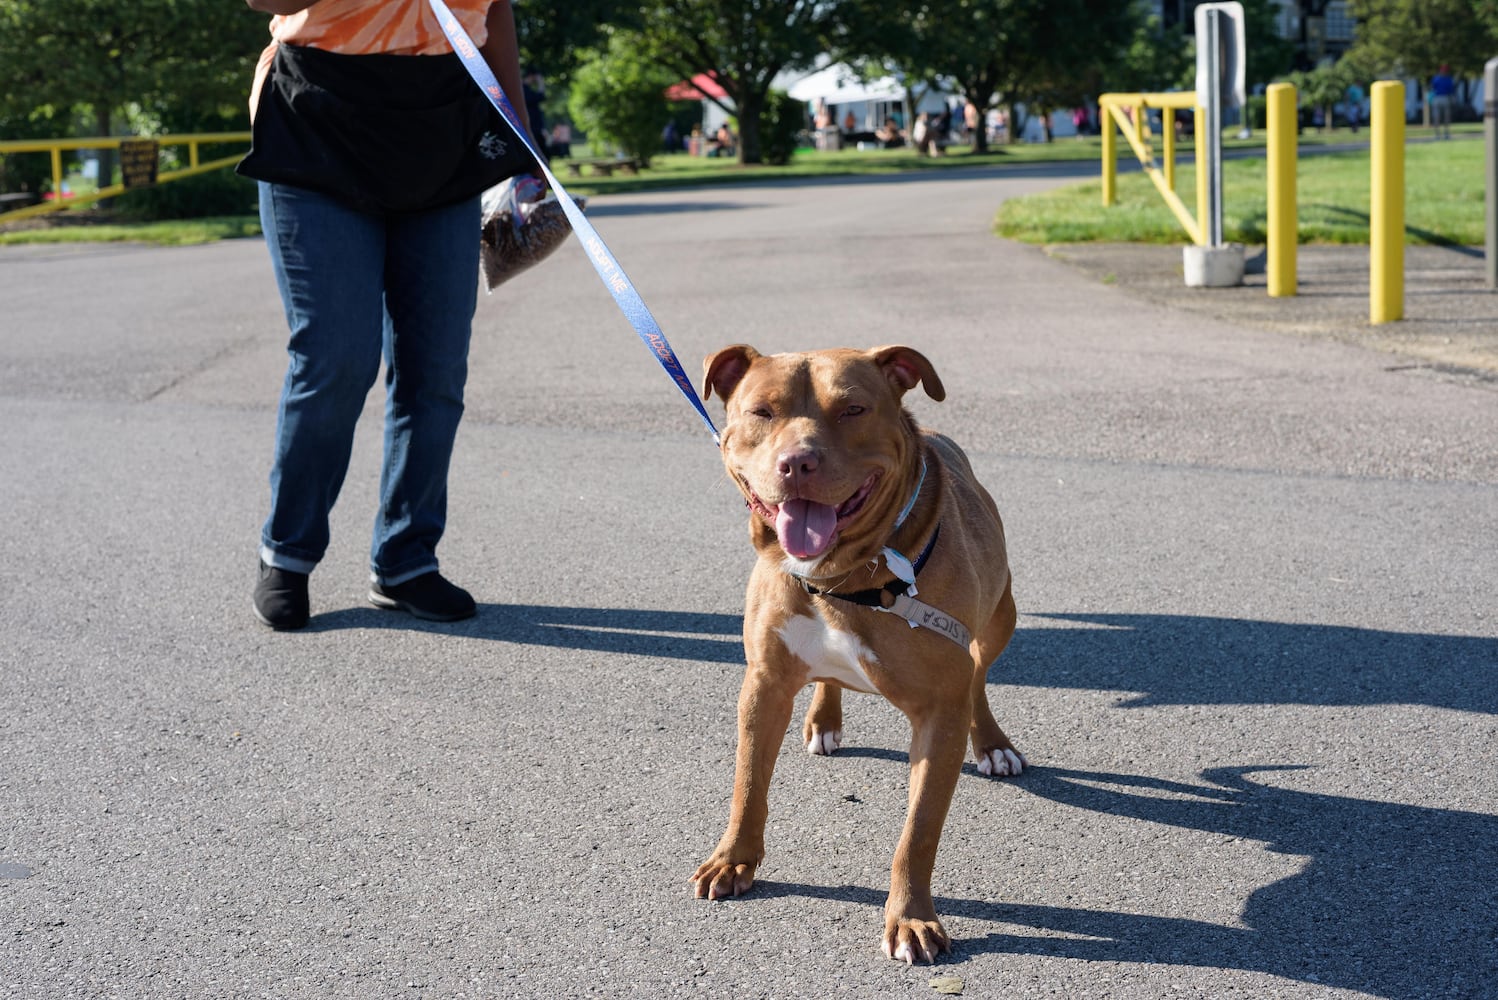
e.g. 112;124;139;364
1183;243;1246;287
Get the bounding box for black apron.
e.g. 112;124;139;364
238;44;534;214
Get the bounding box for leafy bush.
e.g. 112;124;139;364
759;90;805;167
114;168;258;221
566;29;676;166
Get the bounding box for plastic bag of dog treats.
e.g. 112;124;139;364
479;175;585;291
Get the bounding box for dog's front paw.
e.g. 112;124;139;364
806;727;843;756
691;857;758;900
976;747;1026;777
882;915;951;965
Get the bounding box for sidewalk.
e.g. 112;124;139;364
1046;242;1498;377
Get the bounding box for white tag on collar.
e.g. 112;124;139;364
882;546;917;597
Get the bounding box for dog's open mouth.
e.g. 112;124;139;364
742;471;881;560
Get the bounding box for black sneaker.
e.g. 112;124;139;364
368;572;476;622
254;560;310;630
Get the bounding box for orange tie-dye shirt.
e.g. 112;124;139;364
250;0;495;116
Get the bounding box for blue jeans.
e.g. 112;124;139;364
257;181;478;586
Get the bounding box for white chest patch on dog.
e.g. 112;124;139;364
777;610;880;694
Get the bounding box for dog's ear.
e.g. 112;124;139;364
702;345;761;403
871;346;946;402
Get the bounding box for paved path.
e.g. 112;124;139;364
3;163;1495;999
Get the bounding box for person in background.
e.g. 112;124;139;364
1430;64;1455;140
240;0;537;630
522;66;548;157
875;116;904;147
932;105;952;146
709;122;736;158
1345;79;1364;133
813;101;836;151
549;119;572;158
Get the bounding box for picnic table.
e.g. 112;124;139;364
563;158;641;178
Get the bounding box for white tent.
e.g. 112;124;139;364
782;62;911;147
785;63;904;106
781;62;954;147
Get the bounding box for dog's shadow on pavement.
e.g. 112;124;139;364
785;614;1495;996
986;614;1495;996
999;611;1496;715
766;765;1497;997
965;764;1496;998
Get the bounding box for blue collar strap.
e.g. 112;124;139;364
892;457;926;530
428;0;721;445
881;456;927;589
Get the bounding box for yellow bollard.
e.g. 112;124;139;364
1370;80;1405;324
1267;82;1297;297
1102;104;1116;206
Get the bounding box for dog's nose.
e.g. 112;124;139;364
777;448;819;483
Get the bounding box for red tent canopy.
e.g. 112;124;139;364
665;73;728;102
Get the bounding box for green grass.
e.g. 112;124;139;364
995;137;1485;247
0;214;263;246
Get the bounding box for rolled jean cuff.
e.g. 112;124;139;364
261;544;317;576
371;563;439;588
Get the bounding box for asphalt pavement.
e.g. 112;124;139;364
2;161;1496;999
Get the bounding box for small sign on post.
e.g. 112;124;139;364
1195;2;1246;114
119;139;160;189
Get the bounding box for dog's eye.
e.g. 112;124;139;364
748;405;773;420
840;404;867;420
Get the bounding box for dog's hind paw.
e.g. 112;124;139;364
806;728;843;756
976;747;1026;777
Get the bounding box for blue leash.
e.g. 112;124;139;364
427;0;721;445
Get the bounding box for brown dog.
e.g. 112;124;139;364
692;344;1026;964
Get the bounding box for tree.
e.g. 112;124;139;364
1479;0;1498;39
1114;11;1194;94
515;0;632;85
0;0;264;180
567;28;679;165
1287;60;1353;130
1348;0;1498;79
1239;0;1295;87
841;0;1144;152
631;0;837;164
1107;0;1291;98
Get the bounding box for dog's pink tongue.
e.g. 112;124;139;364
776;498;838;559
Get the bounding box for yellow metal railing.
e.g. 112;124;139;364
0;132;251;223
1098;92;1207;246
